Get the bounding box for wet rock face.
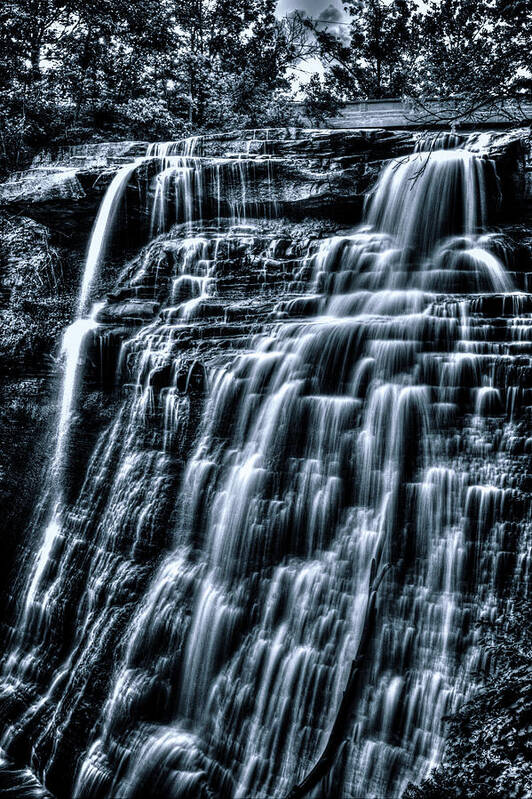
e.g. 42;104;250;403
0;214;79;615
0;215;74;372
1;128;528;246
0;127;530;799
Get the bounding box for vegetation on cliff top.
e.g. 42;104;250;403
0;0;312;176
0;0;530;177
305;0;530;121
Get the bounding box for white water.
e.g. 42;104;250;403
0;132;529;799
51;303;104;480
79;161;144;316
367;150;494;254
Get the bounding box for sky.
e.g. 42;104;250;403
276;0;349;86
277;0;346;19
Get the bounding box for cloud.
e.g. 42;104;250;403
314;3;350;45
318;4;344;23
287;7;309;20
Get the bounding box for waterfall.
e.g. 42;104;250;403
366;150;496;254
79;161;145;316
0;131;529;799
9;134;268;625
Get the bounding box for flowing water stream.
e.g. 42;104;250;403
0;131;529;798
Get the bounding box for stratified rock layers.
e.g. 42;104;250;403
0;127;530;799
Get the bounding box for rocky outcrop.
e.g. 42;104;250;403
0;213;79;616
0;124;530;606
2;127;529;230
0;125;530;799
405;599;532;799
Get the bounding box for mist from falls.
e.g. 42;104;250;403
0;131;529;799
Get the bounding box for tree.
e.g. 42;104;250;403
409;0;531;123
0;0;319;175
304;0;530;124
306;0;413;101
196;3;317;129
302;73;344;127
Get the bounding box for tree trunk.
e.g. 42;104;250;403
29;38;41;84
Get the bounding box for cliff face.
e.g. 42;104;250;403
0;127;530;799
0;128;417;599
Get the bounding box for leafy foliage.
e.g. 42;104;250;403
302;73;345;127
302;0;531;124
411;0;530;100
0;0;311;176
407;0;532;123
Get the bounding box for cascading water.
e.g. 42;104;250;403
0;131;529;799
